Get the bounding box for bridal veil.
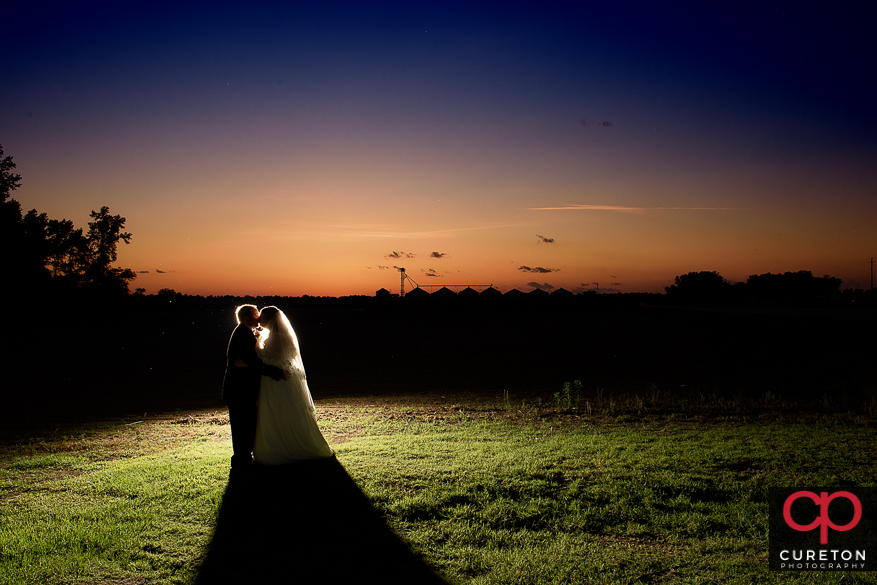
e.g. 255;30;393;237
258;306;315;413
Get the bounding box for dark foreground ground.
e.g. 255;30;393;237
4;297;875;430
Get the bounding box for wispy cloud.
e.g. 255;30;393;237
571;282;620;294
579;119;613;128
527;204;745;213
156;269;166;273
422;268;441;277
386;251;417;260
536;234;555;244
249;223;519;242
519;265;559;274
430;252;448;259
527;282;555;291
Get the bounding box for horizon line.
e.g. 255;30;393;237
526;205;748;212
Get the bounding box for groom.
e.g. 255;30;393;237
221;304;284;470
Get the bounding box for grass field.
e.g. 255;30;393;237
1;394;875;584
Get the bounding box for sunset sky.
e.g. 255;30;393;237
4;1;875;296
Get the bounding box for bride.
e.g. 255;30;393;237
250;306;333;464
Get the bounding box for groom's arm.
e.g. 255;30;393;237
246;354;284;381
232;329;284;381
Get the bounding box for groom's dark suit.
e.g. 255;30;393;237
222;324;283;468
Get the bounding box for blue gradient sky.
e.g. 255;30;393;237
4;1;875;295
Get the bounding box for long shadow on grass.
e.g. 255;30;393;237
196;457;448;584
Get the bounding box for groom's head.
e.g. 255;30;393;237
235;304;259;328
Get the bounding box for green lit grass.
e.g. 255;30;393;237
1;399;874;584
1;420;229;585
334;410;874;584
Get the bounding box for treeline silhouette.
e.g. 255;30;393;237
663;270;866;305
1;144;134;305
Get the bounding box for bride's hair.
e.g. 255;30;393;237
259;305;280;325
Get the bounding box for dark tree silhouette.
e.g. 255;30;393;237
665;270;728;302
46;218;87;281
81;206;135;294
20;209;53;285
746;270;841;302
0;143;135;299
0;144;21;201
1;145;51;296
1;144;23;244
666;269;843;304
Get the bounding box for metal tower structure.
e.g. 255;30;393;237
398;267;420;297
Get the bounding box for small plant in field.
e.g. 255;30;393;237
820;392;834;410
549;380;877;422
595;387;604;409
555;380;584;410
572;379;583;408
648;382;660;405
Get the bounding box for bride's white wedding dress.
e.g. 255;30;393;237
253;308;333;464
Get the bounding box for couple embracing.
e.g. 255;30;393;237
221;304;333;470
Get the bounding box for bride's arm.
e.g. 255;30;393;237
257;347;306;381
